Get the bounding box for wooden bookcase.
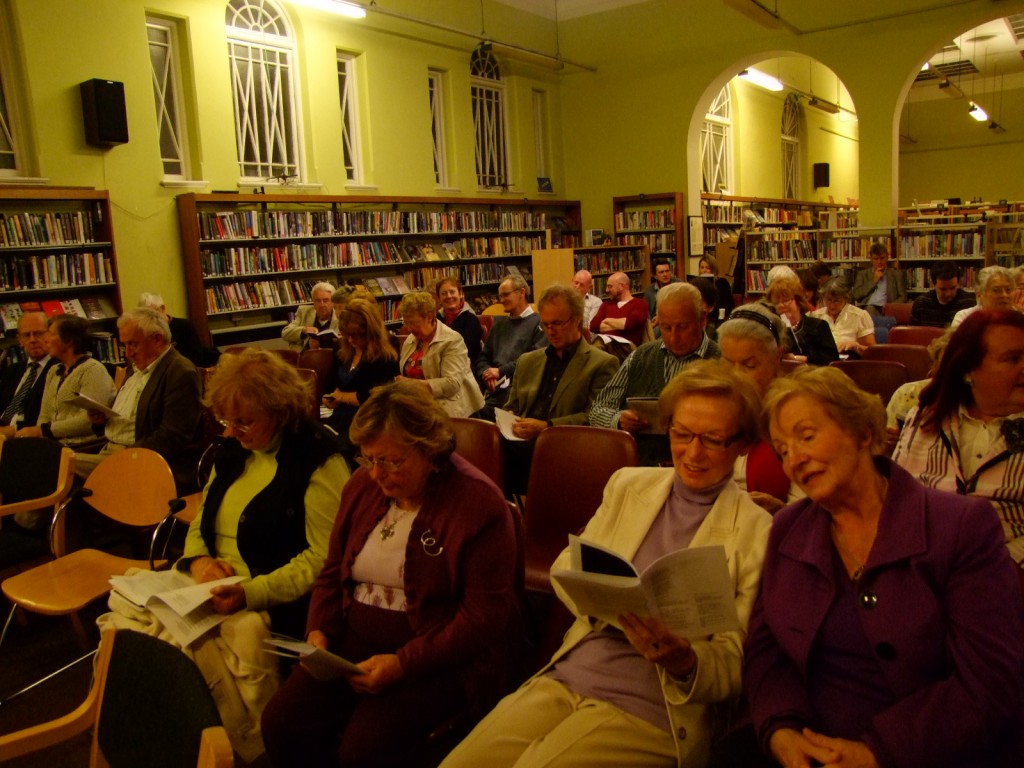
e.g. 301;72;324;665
988;205;1024;268
896;220;985;293
612;193;686;276
176;193;582;344
531;243;650;301
0;187;124;363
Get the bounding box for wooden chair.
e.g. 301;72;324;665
0;628;233;768
1;448;179;651
883;302;913;325
0;437;76;572
829;360;909;407
887;325;946;346
862;343;934;382
295;368;321;420
482;304;507;316
299;347;335;401
522;426;639;592
450;417;505;492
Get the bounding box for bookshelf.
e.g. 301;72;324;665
177;193;582;344
0;187;124;364
700;193;854;253
531;244;650;301
612;193;686;276
986;205;1024;268
896;221;985;293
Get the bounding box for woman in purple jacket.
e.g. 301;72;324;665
261;381;523;767
740;366;1023;768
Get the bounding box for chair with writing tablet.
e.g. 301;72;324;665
522;426;639;593
0;628;233;768
1;447;180;652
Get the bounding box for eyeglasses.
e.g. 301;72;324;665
541;319;572;331
355;455;406;473
498;289;522;298
668;427;741;452
218;417;253;434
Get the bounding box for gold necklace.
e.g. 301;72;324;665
830;523;866;581
379;508;414;541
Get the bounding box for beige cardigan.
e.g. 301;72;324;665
399;320;484;418
545;467;772;766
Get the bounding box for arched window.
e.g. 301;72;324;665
470;47;509;189
701;85;732;193
225;0;301;182
782;94;800;199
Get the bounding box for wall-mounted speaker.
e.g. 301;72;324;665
813;162;830;188
80;79;128;147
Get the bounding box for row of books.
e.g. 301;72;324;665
573;252;646;273
702;203;808;226
0;210;99;248
197;209;551;241
617;233;676;253
614;209;676;231
819;211;860;230
204;279;317;314
90;332;125;363
905;266;977;291
817;238;885;262
0;252;115;291
0;295;118;331
200;237;543;277
897;232;986;259
748;238;816;262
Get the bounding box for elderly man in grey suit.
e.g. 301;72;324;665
502;283;620;493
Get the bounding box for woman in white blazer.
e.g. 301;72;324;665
441;359;772;768
397;292;484;418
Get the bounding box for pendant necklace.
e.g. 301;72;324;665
830;522;866;581
380;507;413;541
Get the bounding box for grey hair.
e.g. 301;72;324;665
138;292;164;309
118;306;171;342
657;281;702;318
501;274;530;297
310;281;336;297
820;278;851;300
767;265;798;285
538;283;584;322
976;265;1012;294
718;302;780;353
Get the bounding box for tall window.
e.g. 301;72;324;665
782;94;800;199
147;17;190;180
470;47;509;190
336;52;362;183
0;11;23;177
701;85;732;194
532;89;549;183
427;69;449;188
0;72;18;175
225;0;301;182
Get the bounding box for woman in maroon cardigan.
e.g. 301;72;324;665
261;381;523;767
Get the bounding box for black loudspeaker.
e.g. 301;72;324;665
80;79;128;147
813;162;830;188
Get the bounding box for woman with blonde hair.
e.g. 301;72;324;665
100;349;350;760
397;291;484;418
322;296;399;451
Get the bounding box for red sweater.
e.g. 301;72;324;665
589;297;649;346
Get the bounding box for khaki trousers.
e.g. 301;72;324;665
440;675;677;768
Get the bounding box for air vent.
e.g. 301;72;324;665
1007;14;1024;44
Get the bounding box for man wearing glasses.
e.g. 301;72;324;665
0;312;57;437
282;281;339;351
76;307;202;494
472;275;547;420
501;284;620;493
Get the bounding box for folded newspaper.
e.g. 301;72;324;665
264;634;363;679
550;536;739;637
109;569;245;647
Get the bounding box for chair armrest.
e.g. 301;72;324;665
0;675;98;760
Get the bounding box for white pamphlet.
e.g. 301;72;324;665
264;634;363;679
70;391;118;418
494;408;525;441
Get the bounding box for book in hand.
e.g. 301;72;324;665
625;397;665;435
550;536;740;638
264;634;363;680
69;391;118;418
309;327;340;347
109;569;246;647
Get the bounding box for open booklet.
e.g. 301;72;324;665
494;408;525;441
69;391;118;418
264;634;363;680
109;569;245;647
550;536;739;637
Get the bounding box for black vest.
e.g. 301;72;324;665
200;420;340;634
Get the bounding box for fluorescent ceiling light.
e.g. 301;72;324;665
738;68;783;92
968;102;988;122
808;97;841;115
332;1;366;17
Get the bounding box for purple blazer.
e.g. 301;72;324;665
744;460;1024;767
306;452;524;713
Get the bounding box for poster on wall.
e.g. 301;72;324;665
688;216;704;256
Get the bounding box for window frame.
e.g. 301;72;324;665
336;51;363;184
427;68;449;189
470;48;511;191
146;16;191;181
